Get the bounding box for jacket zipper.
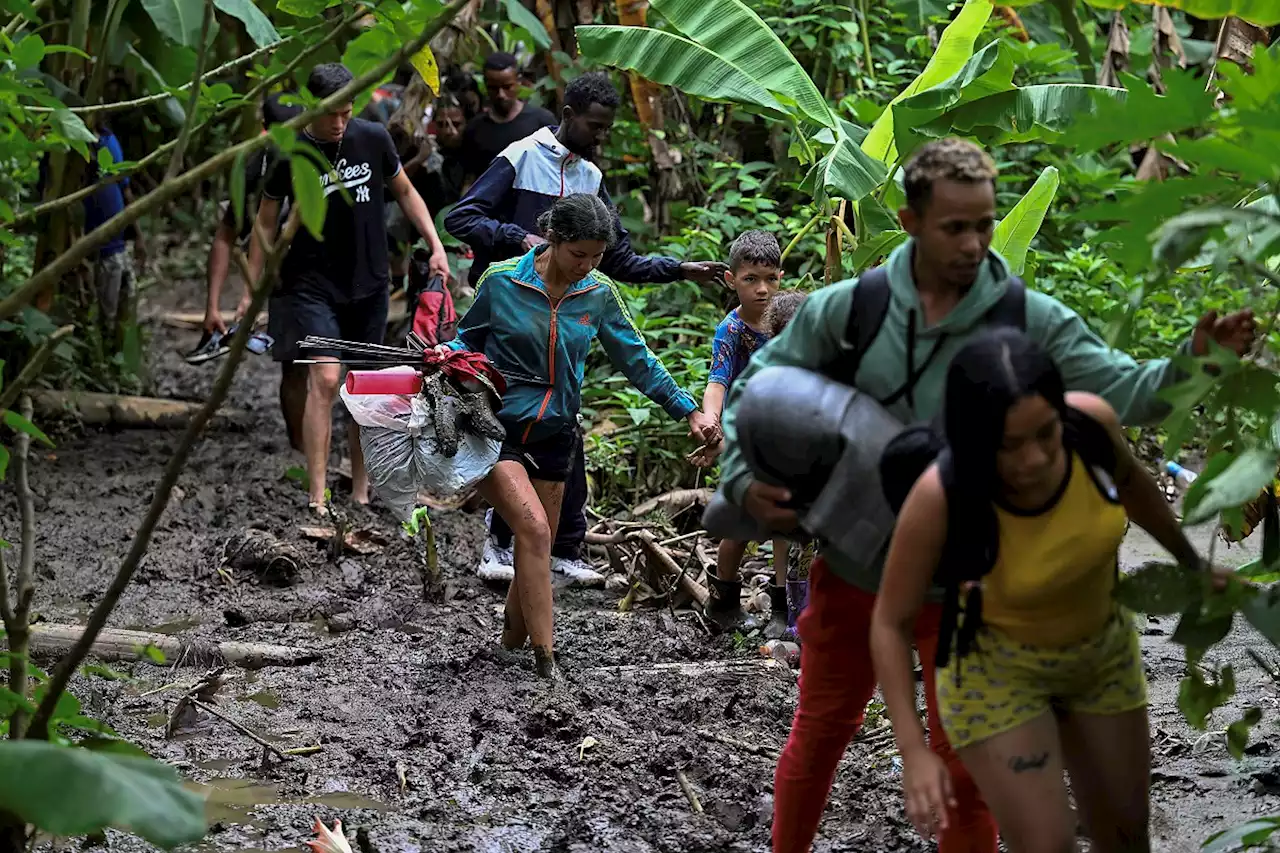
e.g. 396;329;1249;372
515;279;599;442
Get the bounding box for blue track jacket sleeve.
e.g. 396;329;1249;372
596;185;683;284
596;279;697;420
447;276;492;353
444;158;528;251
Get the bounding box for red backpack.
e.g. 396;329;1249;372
397;248;458;347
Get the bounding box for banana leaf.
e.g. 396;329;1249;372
890;41;1015;157
991;166;1059;276
861;0;995;165
1004;0;1280;27
649;0;831;127
816;133;890;204
575;26;785;115
909;83;1126;145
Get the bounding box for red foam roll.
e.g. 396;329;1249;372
345;370;423;395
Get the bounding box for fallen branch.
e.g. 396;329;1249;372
636;531;709;607
30;391;248;429
628;488;712;520
29;625;320;670
190;699;288;760
156;311;266;330
676;768;703;814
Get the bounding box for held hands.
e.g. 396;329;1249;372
686;411;723;468
1192;309;1256;357
686;410;721;446
901;747;956;841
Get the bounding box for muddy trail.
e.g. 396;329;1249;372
8;269;1280;853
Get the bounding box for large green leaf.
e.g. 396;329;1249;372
1064;70;1217;154
212;0;279;47
913;84;1125;145
499;0;551;49
291;156;327;240
1203;817;1280;853
891;41;1015;157
1185;447;1280;526
649;0;831;127
122;44;186;126
576;26;784;115
0;741;206;848
341;23;397;109
139;0;204;47
816;134;890;204
1006;0;1280;27
991;166;1059;276
861;0;994;165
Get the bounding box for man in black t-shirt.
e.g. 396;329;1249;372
460;51;555;180
248;63;450;515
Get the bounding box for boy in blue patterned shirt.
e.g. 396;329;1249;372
693;230;791;634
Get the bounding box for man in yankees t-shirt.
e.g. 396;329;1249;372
249;63;450;515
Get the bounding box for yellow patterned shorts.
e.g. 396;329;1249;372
936;609;1148;750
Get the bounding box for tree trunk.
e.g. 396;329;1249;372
616;0;680;215
535;0;566;104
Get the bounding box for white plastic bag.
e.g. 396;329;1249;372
341;368;501;521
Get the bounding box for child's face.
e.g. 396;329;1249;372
726;262;781;315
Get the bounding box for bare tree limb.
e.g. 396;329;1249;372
1;0;467;323
25;27;314;114
24;205;302;741
12;6;366;228
0;325;74;414
165;0;216;183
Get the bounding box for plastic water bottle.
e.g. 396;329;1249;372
760;640;800;667
1165;460;1198;490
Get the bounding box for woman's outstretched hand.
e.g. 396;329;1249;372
901;746;956;841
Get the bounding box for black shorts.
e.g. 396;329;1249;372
268;287;389;363
498;423;579;483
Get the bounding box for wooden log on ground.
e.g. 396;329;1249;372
156;311;267;330
636;530;710;607
29;624;320;670
31;391;248;429
628;488;712;520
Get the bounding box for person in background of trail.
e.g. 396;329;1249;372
191;94;302;364
248;63;451;515
871;328;1225;853
83;122;145;353
712;138;1256;853
386;93;469;299
688;231;790;634
442;64;482;122
446;70;726;587
460;51;556;182
444;193;719;680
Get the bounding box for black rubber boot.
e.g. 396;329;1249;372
763;581;790;640
707;577;764;634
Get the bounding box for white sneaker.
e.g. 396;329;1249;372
477;536;515;582
551;555;605;587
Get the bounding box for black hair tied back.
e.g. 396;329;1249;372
535;193;618;248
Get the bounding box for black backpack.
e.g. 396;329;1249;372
828;264;1027;406
880;410;1121;669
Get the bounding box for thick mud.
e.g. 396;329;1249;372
6;272;1280;853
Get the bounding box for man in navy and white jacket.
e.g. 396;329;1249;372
446;71;724;587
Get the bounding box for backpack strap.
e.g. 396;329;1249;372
830;266;891;383
987;276;1027;330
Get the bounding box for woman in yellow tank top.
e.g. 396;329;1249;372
870;329;1222;853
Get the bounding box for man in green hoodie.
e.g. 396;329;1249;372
716;138;1256;853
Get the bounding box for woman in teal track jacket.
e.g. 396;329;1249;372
447;193;718;679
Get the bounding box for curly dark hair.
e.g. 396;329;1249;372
728;230;781;272
764;290;807;337
903;138;997;213
307;63;354;100
564;71;620;113
483;51;518;73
